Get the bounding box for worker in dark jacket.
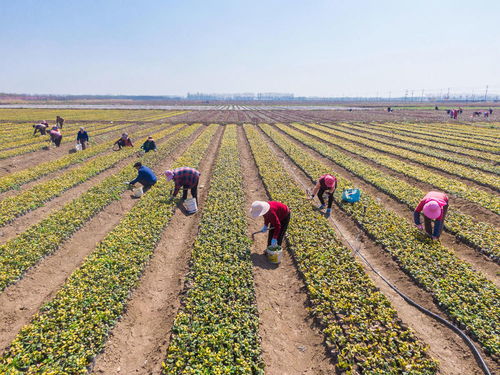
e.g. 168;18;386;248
141;136;157;153
56;116;64;128
128;162;157;193
250;201;291;247
76;127;89;150
309;173;337;217
165;167;200;201
414;191;449;240
114;133;133;150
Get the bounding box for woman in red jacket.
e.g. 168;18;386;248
250;201;290;247
414;191;449;240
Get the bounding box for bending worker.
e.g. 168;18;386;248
414;191;449;240
49;126;63;147
309;173;337;217
165;167;200;202
33;122;48;136
128;162;157;193
76;127;89;150
141;136;157;153
250;201;290;247
114;133;133;149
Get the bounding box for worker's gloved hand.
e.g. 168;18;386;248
271;238;278;247
416;224;423;230
260;225;268;233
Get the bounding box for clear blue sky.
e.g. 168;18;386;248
1;0;498;97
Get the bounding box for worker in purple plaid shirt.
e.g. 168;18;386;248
164;167;200;201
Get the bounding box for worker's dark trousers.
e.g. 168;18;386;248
78;140;87;150
139;180;156;193
318;187;334;209
182;182;198;200
424;205;448;238
53;136;62;147
267;212;291;246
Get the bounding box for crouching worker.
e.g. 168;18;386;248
165;167;200;201
128;162;157;194
414;191;449;240
250;201;290;247
33;122;48;135
49;126;63;147
114;133;133;150
141;136;157;153
309;174;337;217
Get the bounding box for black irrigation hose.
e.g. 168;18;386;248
328;218;493;375
273;152;493;375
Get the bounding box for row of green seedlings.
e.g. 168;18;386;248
0;124;201;292
332;122;498;174
261;124;500;358
162;125;264;374
270;124;499;261
347;122;498;163
291;123;499;215
0;121;137;160
0;109;180;122
0;122;170;193
371;122;499;152
306;123;499;191
0;124;218;374
0;124;186;227
0;121;127;150
140;110;187;121
244;125;438;374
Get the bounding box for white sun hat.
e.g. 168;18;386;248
250;201;270;218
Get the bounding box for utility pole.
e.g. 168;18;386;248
484;85;489;101
446;87;450;100
411;90;414;101
421;89;424;102
404;89;408;102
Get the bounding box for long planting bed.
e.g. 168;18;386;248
347;122;499;163
305;123;500;191
0;124;218;373
0;124;200;292
0;124;186;227
0;122;170;193
268;124;499;261
162;125;264;374
262;124;500;358
328;123;498;174
244;125;438;374
291;124;500;214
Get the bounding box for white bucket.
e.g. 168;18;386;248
75;143;82;152
133;186;144;198
184;198;198;213
265;246;283;264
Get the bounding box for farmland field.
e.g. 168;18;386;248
0;108;498;374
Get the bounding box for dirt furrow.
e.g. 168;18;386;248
239;126;336;374
0;127;204;352
270;125;500;285
256;125;494;375
91;126;223;375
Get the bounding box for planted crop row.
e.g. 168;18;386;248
263;125;500;357
163;125;264;374
306;123;500;190
244;125;438;374
290;124;500;214
330;123;498;174
0;124;185;227
0;108;184;122
262;124;499;262
0;121;136;160
0;124;218;374
372;122;499;153
0;122;170;193
139;110;188;121
0;124;201;293
347;122;499;163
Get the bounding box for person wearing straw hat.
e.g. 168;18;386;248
414;191;449;240
76;127;89;150
308;174;337;217
114;133;133;150
128;162;157;194
164;167;200;201
250;201;290;247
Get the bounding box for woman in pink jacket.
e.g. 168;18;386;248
413;191;449;240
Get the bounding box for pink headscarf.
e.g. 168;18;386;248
164;170;174;181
